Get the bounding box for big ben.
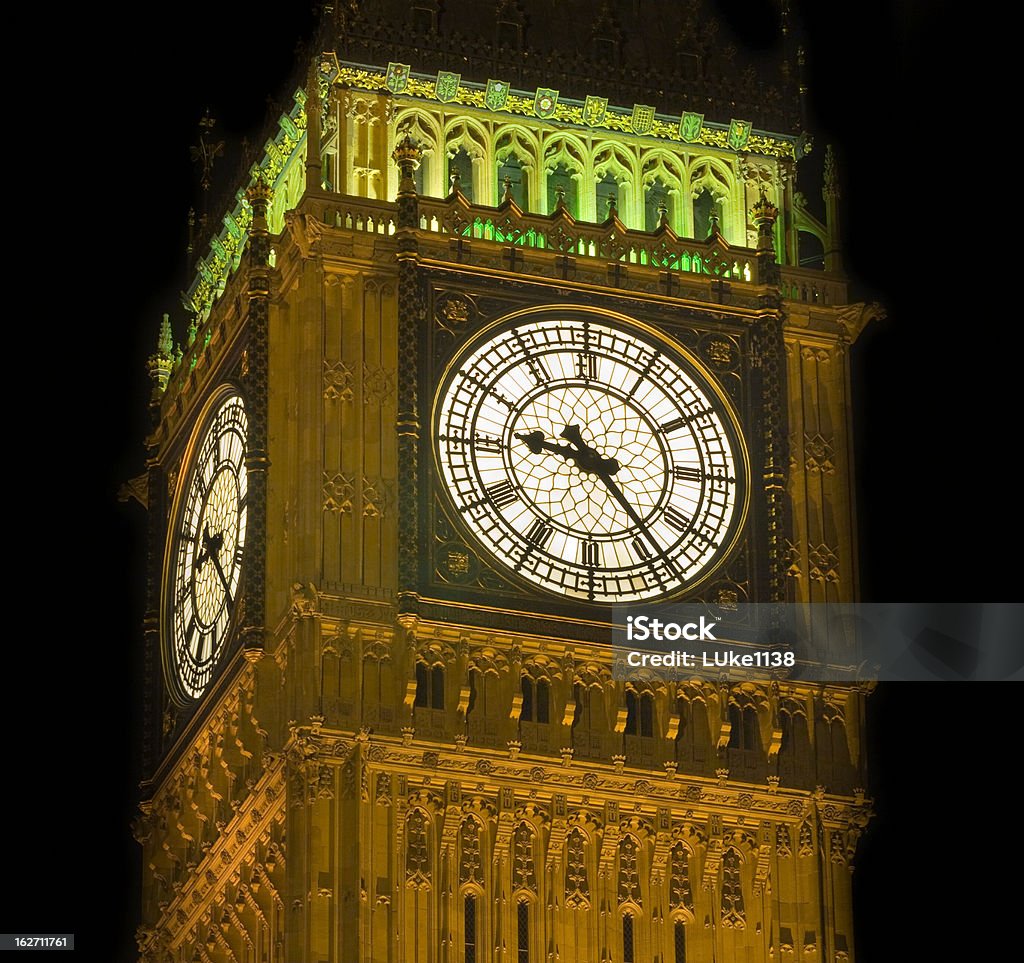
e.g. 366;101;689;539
128;3;888;961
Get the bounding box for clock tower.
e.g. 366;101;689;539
133;4;882;962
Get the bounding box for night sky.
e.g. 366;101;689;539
24;1;1006;958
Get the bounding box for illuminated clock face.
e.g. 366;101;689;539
163;390;248;702
433;312;747;602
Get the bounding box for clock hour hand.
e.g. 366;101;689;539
558;424;621;474
515;428;620;475
196;524;225;576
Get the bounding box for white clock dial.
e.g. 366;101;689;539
163;390;248;702
433;311;747;602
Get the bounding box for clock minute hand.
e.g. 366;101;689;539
210;552;234;603
589;455;685;584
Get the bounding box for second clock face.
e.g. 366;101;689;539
165;390;248;702
434;310;746;602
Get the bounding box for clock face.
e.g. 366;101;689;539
433;310;747;602
163;390;248;702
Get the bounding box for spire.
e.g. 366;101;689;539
657;200;669;229
822;145;843;272
449;165;463;197
554;184;566;211
305;60;323;194
146;314;174;401
823;144;839;199
501;174;514;203
606;193;617;221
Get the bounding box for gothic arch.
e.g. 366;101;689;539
593;141;640;226
641;149;686;233
688;157;736;241
444;117;490;202
394;108;442;197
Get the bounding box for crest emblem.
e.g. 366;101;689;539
631;104;655;135
534;88;559;119
679;111;704;143
435;70;461;103
485;79;510;111
385;62;410;94
728;119;752;150
583;95;608;127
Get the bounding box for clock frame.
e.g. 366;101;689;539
161;386;248;705
430;305;749;605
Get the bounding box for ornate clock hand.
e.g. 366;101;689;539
515;428;621;474
210;551;233;603
558;424;621;474
590;461;685;585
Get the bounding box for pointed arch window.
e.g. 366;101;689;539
431;665;445;709
728;701;760;751
521;676;550;723
623;912;636;963
674;919;687;962
625;690;654;736
517;899;530;962
464;893;478;962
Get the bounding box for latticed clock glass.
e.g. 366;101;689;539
433;309;747;602
163;389;248;702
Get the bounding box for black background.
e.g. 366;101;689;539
18;1;1008;958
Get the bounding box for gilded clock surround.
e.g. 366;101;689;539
160;385;248;705
136;5;883;962
431;304;750;604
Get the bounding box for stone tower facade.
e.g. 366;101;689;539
134;5;880;962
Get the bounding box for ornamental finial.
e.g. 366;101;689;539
392;133;422;196
751;188;781;265
449;165;463;196
706;209;723;240
502;174;514;203
146;314;174;399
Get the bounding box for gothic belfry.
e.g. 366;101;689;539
133;3;882;961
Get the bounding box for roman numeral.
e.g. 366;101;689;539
235;546;245;568
578;353;597;380
660;416;688;434
673;465;702;482
580;540;601;567
474;434;502;452
632;536;651;560
487;481;519;510
664;507;690;532
525;519;553;550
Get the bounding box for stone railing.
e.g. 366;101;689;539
779;264;848;306
300;192;848;303
418;194;755;282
